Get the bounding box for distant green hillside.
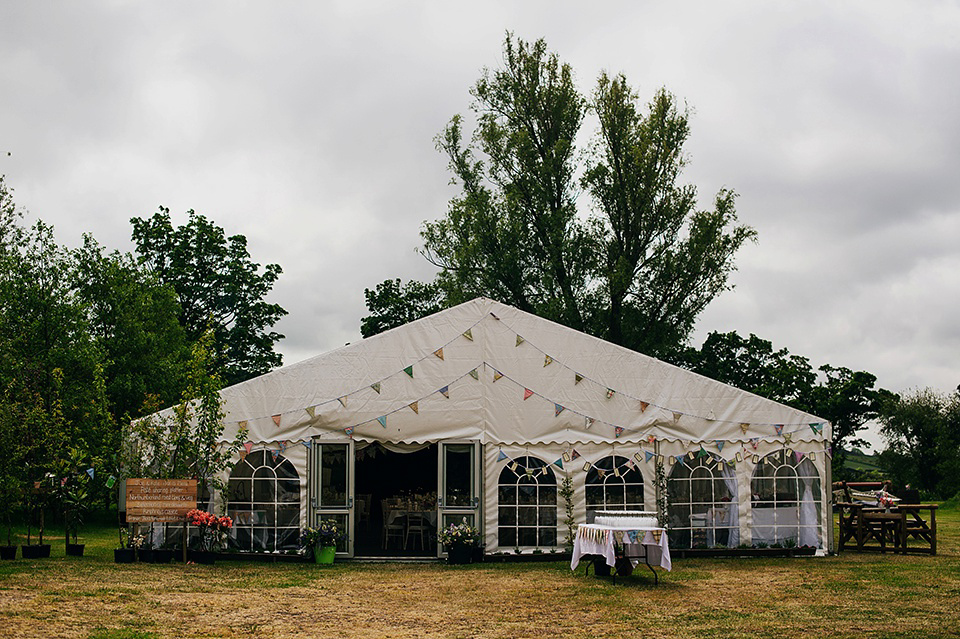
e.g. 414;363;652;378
844;449;884;474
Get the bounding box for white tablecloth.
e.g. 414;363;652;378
570;524;672;572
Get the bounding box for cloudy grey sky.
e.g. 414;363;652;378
2;1;958;447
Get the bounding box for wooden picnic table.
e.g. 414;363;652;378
837;503;937;555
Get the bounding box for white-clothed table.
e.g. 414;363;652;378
570;523;672;572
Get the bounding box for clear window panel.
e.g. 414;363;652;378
538;528;557;547
539;507;557;527
518;485;537;505
518;506;537;526
320;444;348;507
538;487;557;505
518;528;537;546
253;478;275;503
444;444;473;508
499;528;516;548
498;485;517;505
498;506;517;526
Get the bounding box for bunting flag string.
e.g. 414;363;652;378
215;310;828;447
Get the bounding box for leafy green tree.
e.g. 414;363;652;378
678;331;816;405
72;235;190;422
418;35;754;358
878;387;960;498
360;278;446;338
130;208;287;386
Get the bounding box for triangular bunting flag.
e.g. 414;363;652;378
463;329;473;341
272;414;282;427
698;447;709;458
775;424;784;435
740;423;749;435
585;418;595;429
523;388;534;400
337;396;347;408
645;451;655;462
575;373;583;384
433;348;444;360
377;415;387;428
516;335;524;347
784;433;793;444
244;442;253;454
571;449;581;460
439;386;450;399
640;401;649;412
271;449;280;462
672;411;682;422
795;451;804;463
615;426;624;438
404;365;414;378
493;370;503;382
716;441;725;452
279;440;288;451
86;468;95;479
469;368;479;380
302;440;312;449
555;403;565;417
552;458;564;469
750;438;759;450
344;426;355;437
61;477;68;487
371;382;381;394
409;402;419;414
810;422;823;435
606;388;615;399
597;468;606;478
306;406;316;419
497;449;508;462
647;434;656;444
544;355;553;367
238;420;248;430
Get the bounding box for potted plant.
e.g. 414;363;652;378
300;519;345;564
114;527;135;563
186;509;233;564
62;480;89;557
437;519;481;565
22;477;52;559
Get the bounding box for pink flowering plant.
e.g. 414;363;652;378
187;509;233;551
436;519;481;550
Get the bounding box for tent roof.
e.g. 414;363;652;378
205;298;827;447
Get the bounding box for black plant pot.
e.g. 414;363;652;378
136;548;153;563
0;545;16;560
187;550;216;565
66;543;85;557
446;545;473;565
21;544;51;559
114;548;136;564
152;548;174;564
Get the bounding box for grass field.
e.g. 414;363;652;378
1;507;958;639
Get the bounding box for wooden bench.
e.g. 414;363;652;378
837;503;937;555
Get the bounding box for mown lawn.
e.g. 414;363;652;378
0;507;958;639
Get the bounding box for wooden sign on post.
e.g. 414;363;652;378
124;479;198;523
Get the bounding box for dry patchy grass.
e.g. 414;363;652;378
1;510;959;639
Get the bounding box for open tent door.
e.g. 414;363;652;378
309;438;354;557
437;441;482;557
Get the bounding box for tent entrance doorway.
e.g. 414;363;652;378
354;443;438;557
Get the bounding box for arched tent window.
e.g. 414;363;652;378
498;456;557;548
227;450;300;552
751;450;822;547
667;452;739;549
585;455;644;522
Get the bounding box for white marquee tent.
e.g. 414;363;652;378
180;297;832;557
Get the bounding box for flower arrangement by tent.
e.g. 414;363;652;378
300;519;345;551
437;519;481;550
186;509;233;551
